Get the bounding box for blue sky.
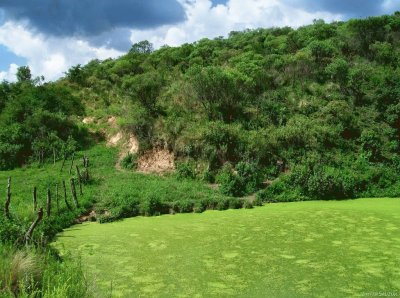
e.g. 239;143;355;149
0;0;399;81
0;45;26;70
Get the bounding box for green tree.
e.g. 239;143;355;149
16;66;32;83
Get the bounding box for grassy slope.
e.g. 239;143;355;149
0;144;228;224
54;198;400;297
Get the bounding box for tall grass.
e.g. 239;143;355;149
0;244;92;297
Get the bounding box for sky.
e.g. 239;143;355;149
0;0;399;82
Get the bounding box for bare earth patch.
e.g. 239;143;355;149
82;117;95;124
104;116;174;173
107;116;117;128
138;149;175;173
127;134;139;154
107;132;123;147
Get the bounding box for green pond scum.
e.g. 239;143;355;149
54;198;400;297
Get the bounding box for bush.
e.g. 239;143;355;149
176;161;196;180
253;196;264;206
201;168;215;183
235;161;264;194
228;197;243;209
171;200;195;213
193;200;207;213
0;218;24;243
200;197;219;210
216;198;229;210
243;200;254;209
120;153;138;170
216;162;265;197
139;196;168;216
216;164;245;197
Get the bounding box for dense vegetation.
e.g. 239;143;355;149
0;67;87;170
62;13;400;200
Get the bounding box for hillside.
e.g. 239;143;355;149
64;13;400;200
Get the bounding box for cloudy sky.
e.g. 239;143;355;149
0;0;399;81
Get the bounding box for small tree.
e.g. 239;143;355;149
16;66;32;83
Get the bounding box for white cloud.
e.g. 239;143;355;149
0;63;18;81
0;22;123;81
382;0;400;12
130;0;342;48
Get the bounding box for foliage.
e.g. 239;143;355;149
0;73;87;169
55;13;400;200
176;161;197;180
120;153;138;170
216;162;264;197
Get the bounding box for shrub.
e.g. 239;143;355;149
200;197;219;210
216;162;265;197
172;200;195;213
228;197;243;209
176;161;196;180
0;218;24;243
216;198;229;211
120;153;138;170
253;196;264;206
216;164;245;197
193;200;207;213
235;161;264;194
139;196;168;216
243;200;254;209
201;168;215;183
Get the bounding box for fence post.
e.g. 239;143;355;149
4;177;11;219
33;186;37;212
25;208;43;244
56;183;59;214
70;178;79;208
76;166;83;196
63;181;72;210
46;189;51;217
69;152;75;175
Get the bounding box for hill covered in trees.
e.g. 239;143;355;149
2;13;400;201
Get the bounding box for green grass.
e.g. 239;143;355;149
53;198;400;297
0;144;229;239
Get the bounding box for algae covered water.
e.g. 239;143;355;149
53;199;400;297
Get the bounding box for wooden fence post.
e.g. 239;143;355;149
63;181;72;210
33;186;37;212
76;166;83;196
25;208;43;244
56;183;59;214
69;152;75;175
4;177;11;219
46;189;51;217
84;156;89;182
60;153;67;172
70;178;79;208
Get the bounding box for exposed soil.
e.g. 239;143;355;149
107;132;123;147
107;116;118;128
137;149;175;174
82;116;95;124
75;210;97;224
104;116;175;174
127;134;139;154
